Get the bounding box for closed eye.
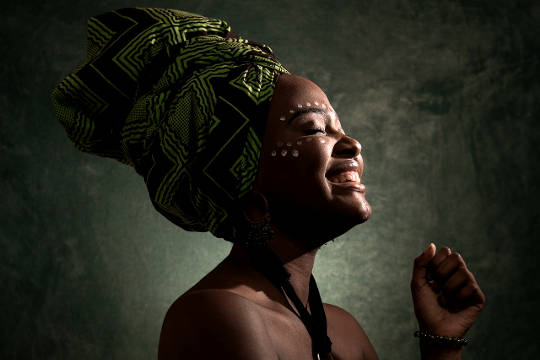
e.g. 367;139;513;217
303;128;326;135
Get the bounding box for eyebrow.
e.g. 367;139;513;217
286;107;331;125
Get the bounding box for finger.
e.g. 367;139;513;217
428;246;452;269
441;267;470;295
448;279;486;307
434;253;465;281
424;246;451;290
411;243;436;290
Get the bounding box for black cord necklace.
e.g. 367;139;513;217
248;246;333;358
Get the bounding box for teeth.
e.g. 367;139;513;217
328;171;360;183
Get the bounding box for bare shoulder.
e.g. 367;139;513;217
159;290;278;360
324;303;379;360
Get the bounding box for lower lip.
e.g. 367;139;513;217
328;181;366;193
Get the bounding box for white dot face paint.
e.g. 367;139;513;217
289;109;295;114
321;104;326;109
292;149;299;157
281;149;287;156
306;102;311;107
314;101;319;106
319;138;326;143
286;142;292;147
271;150;277;157
297;104;303;108
279;116;286;121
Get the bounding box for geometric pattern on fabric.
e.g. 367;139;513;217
51;8;289;241
230;126;263;197
229;65;277;105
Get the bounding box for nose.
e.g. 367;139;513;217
332;134;362;159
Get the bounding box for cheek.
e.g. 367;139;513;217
266;136;331;185
257;136;334;211
269;136;328;161
269;139;300;158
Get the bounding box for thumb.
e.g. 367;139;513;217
411;243;436;289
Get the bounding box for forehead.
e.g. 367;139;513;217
267;74;340;127
271;74;329;108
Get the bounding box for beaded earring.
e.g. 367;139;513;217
238;192;273;249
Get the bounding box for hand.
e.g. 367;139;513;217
411;243;486;338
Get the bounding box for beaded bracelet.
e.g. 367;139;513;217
414;330;469;347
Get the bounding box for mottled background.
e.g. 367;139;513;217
2;0;539;359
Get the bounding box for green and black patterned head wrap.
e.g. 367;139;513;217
52;8;289;241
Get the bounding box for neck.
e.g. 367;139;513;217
228;226;320;308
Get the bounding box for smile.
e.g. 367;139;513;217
327;170;360;183
326;171;366;193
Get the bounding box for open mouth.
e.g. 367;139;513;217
325;160;366;192
327;170;360;184
326;170;366;192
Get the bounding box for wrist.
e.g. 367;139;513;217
415;330;467;360
414;330;469;347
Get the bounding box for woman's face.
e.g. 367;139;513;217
255;73;371;244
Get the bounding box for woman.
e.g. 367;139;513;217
52;8;485;360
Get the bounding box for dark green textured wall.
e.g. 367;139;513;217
2;0;539;358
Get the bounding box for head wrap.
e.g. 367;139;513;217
52;8;289;241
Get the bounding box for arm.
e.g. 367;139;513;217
158;290;278;360
410;244;486;360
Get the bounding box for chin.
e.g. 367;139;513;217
331;204;371;235
334;194;372;224
357;200;372;223
305;204;372;244
266;190;372;244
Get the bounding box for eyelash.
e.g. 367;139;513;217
303;128;326;135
